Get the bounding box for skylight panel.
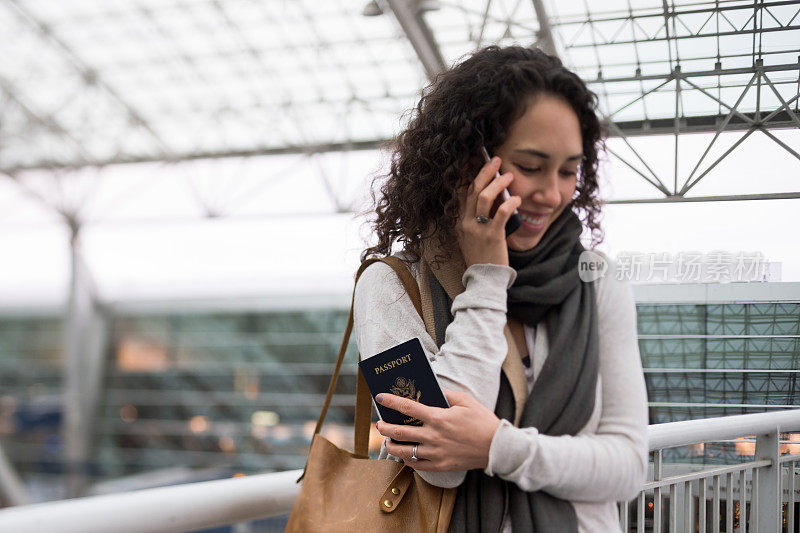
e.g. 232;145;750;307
1;0;796;173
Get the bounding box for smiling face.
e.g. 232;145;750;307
495;93;583;252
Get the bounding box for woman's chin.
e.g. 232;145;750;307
507;234;545;252
507;223;549;251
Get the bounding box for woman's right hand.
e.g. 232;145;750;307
457;156;522;268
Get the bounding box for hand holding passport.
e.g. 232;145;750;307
358;338;449;442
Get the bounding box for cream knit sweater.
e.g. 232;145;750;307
353;256;648;533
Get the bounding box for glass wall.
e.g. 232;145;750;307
638;301;800;464
0;316;64;502
99;310;362;479
640;302;800;423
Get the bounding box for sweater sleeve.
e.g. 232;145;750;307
353;260;516;488
484;262;649;502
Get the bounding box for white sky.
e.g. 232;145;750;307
0;128;798;311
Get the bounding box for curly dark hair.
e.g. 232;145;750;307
361;45;605;263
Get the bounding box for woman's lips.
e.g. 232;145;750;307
518;210;552;233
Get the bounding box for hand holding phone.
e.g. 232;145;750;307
480;147;521;236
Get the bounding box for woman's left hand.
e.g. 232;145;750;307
375;389;501;472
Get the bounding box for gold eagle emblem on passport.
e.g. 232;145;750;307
389;377;423;425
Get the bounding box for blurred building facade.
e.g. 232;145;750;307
1;280;799;504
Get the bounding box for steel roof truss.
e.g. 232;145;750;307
679;73;800;195
0;76;92;166
5;0;172;159
384;0;447;78
679;73;759;194
680;128;755;196
605;120;672;195
759;127;800;162
763;73;800;129
606;145;672;195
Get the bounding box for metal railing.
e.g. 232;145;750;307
620;409;800;532
1;410;799;532
0;469;301;533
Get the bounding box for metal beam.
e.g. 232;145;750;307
552;0;800;27
0;77;92;165
311;153;349;213
384;0;447;79
605;144;670;195
586;62;798;85
605;192;800;204
2;139;385;174
63;223;109;498
0;169;65;220
530;0;557;55
755;430;781;532
567;24;800;49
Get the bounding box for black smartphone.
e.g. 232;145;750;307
480;146;521;236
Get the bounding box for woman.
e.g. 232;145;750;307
353;45;648;532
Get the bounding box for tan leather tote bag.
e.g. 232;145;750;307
285;256;456;533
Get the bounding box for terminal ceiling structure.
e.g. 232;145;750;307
1;0;798;221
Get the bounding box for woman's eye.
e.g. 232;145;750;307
560;170;577;177
517;165;539;173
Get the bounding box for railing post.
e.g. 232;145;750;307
654;450;663;533
0;443;30;505
755;428;780;532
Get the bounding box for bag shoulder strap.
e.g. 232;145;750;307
298;256;422;481
354;256;421;455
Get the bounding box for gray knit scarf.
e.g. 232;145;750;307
431;208;599;532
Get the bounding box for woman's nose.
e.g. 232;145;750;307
530;170;561;208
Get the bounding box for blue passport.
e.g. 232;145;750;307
358;337;449;430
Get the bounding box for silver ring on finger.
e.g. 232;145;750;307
475;215;490;224
411;444;419;462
